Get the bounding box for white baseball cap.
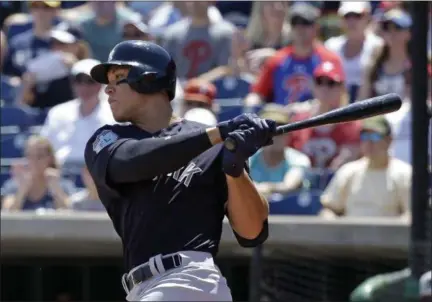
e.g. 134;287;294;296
338;2;371;16
71;59;101;76
184;108;217;127
420;271;431;297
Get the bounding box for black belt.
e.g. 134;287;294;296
124;254;182;291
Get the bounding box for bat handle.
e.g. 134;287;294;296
224;137;237;152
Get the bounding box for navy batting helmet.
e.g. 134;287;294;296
90;40;177;100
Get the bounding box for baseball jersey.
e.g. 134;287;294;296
251;44;342;104
85;120;265;270
288;111;361;168
161;19;235;79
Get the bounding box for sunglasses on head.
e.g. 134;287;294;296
290;17;315;27
73;74;97;85
344;12;365;19
381;21;406;32
360;132;384;142
315;77;341;87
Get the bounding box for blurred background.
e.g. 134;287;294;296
0;1;431;301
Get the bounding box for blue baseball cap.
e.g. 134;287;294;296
382;9;412;28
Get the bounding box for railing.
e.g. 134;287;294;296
1;212;410;258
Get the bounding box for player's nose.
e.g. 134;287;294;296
105;85;115;95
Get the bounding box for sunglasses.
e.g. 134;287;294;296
344;12;365;19
315;77;341;88
290;17;315;27
360;132;384;142
381;21;406;32
122;32;148;40
72;75;97;85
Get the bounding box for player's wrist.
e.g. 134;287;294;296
206;127;223;145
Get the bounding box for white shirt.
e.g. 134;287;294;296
325;33;383;87
40;95;115;165
321;157;412;217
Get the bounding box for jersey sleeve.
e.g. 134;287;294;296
84;125;129;191
250;48;289;101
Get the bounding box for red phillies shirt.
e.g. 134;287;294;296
250;44;342;104
288;111;361;168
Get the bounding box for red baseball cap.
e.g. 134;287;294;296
183;79;217;105
313;61;345;83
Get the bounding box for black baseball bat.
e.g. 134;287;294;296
224;93;402;152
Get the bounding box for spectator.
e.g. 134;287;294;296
288;61;361;169
161;1;235;79
70;166;104;211
147;1;223;38
122;19;152;42
358;9;412;100
420;271;431;302
245;2;343;107
386;61;432;164
1;30;21;105
77;1;140;61
181;78;217;116
18;29;87;109
198;28;255;101
2;1;61;77
40;58;114;166
325;2;383;103
1;136;77;212
249;104;311;197
245;1;292;50
320;115;412;218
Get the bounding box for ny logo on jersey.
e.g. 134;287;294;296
152;161;202;188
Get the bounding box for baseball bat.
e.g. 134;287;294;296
224;93;402;152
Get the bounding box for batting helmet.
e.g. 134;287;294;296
90;40;177;100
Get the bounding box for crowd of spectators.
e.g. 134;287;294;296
0;1;431;219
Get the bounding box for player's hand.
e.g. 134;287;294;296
217;113;276;141
222;126;273;178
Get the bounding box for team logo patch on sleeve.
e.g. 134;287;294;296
93;130;119;154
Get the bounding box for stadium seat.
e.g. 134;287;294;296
0;165;11;192
269;189;323;215
1;133;27;158
0;104;34;130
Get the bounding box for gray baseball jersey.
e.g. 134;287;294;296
161;19;235;79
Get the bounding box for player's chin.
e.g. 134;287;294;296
112;112;129;123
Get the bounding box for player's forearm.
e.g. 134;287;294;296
226;171;269;239
108;128;222;183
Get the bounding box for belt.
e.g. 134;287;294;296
122;253;183;293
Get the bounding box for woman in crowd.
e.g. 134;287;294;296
245;1;292;50
325;2;383;103
249;104;311;197
358;8;412;100
1;136;77;211
287;61;361;170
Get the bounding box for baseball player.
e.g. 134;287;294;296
84;40;276;301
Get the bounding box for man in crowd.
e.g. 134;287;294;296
161;1;235;79
40;59;114;166
2;1;60;77
320;116;412;218
77;2;140;61
245;2;342;107
181;78;218;126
